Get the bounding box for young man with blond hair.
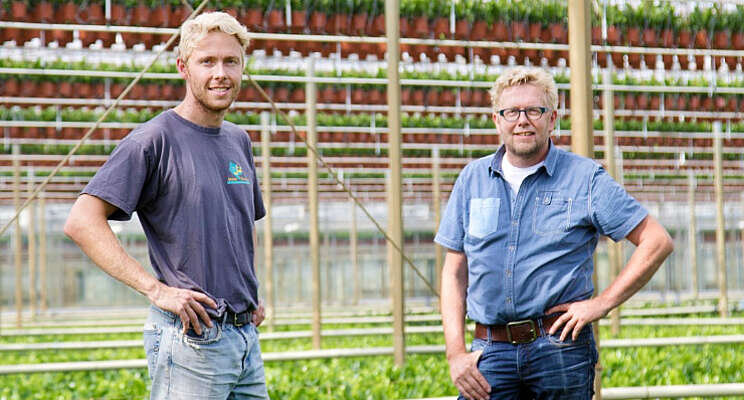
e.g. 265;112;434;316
65;12;270;399
436;66;673;400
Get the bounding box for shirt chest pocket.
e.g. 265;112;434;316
468;197;500;239
532;191;572;236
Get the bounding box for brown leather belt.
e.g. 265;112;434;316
474;314;562;344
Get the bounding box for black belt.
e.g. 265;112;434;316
224;308;254;326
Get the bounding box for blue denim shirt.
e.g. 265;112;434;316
434;142;647;325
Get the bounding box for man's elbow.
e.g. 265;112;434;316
63;214;83;242
657;229;674;260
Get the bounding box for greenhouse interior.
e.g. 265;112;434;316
1;0;744;398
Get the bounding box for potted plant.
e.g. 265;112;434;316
289;0;307;33
689;5;711;49
368;0;384;35
731;6;744;50
241;0;266;32
542;1;566;65
308;0;329;33
605;4;623;45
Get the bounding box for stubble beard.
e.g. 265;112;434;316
190;80;239;114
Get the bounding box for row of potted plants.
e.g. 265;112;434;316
10;56;744;90
4;74;744;114
4;1;744;67
6;105;728;131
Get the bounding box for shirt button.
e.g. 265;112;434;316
508;245;515;251
506;270;512;277
506;297;512;303
512;220;518;226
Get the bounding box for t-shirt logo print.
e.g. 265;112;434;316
227;161;251;185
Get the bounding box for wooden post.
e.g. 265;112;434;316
351;197;360;306
39;193;47;313
260;111;275;332
307;56;322;349
386;0;405;366
432;147;443;308
602;69;621;336
568;0;599;397
27;168;36;318
13;144;22;327
688;173;698;300
713;122;728;317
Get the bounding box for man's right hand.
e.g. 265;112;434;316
448;350;490;400
149;284;218;335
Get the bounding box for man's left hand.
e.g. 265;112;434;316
545;298;611;341
252;301;265;327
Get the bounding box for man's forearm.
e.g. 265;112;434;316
441;252;469;359
597;216;673;312
65;198;161;301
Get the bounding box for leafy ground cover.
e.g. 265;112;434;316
1;322;743;399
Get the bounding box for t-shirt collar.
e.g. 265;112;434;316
488;139;558;178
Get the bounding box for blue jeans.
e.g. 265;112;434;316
461;323;598;400
143;305;269;400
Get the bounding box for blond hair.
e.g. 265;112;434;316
489;67;558;111
176;12;250;64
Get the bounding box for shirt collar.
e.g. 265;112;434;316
488;140;558;178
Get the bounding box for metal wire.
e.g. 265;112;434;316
245;75;440;298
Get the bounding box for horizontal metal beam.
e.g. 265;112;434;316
411;384;744;400
3;332;743;352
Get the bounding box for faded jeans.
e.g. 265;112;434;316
144;305;269;400
460;323;598;400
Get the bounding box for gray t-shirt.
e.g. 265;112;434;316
83;109;265;317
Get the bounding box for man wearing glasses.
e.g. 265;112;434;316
435;67;673;400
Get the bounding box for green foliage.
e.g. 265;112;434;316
1;323;744;399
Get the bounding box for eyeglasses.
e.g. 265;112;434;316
497;106;550;122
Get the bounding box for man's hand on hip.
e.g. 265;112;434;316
149;284;217;335
252;300;265;327
448;350;490;400
545;298;611;341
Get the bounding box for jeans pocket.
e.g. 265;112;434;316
468;197;500;239
182;320;222;346
143;324;162;381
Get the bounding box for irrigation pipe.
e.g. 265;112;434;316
4;317;744;337
3;333;744;352
410;384;744;400
0;0;210;238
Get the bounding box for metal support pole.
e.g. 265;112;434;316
13;145;22;327
713;122;728;317
602;69;620;336
307;57;322;349
260;111;275;332
27;168;36;318
351;197;360;306
432;147;443;310
386;0;405;367
568;1;599;397
688;173;698;300
39;194;47;313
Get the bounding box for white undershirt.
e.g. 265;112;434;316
501;155;544;197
